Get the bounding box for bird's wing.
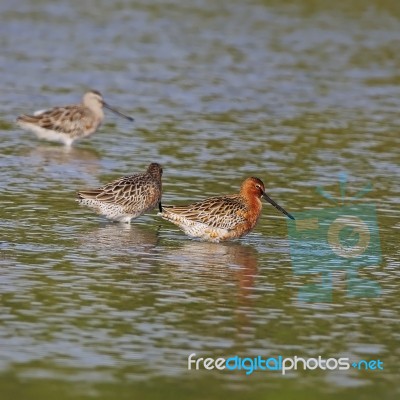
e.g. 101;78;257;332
163;195;248;230
17;105;94;136
78;175;158;208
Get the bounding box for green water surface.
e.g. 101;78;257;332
0;0;399;399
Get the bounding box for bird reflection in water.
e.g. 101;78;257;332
78;227;259;336
77;222;160;261
162;240;259;327
28;144;101;181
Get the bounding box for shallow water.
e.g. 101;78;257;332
0;0;399;399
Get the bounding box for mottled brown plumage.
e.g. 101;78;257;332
77;163;163;223
16;90;133;146
159;177;294;242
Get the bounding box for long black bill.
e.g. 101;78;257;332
103;102;134;122
262;192;295;220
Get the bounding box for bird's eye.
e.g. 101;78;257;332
255;184;264;193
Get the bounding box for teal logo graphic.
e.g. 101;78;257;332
287;173;381;302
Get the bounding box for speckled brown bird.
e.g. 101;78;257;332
158;177;294;242
77;163;163;223
16;90;133;146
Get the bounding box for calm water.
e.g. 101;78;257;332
0;0;399;399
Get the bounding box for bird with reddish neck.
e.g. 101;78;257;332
158;177;294;242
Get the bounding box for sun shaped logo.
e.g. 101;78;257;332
286;173;382;302
316;173;374;259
